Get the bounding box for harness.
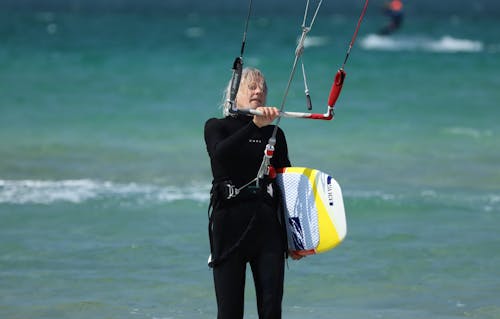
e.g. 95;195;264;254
207;178;286;268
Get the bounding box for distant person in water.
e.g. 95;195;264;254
378;0;403;35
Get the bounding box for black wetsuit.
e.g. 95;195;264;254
379;7;404;35
204;114;291;319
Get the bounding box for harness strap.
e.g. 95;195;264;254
207;180;269;268
208;212;258;268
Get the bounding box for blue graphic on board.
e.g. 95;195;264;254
327;175;334;206
288;217;305;250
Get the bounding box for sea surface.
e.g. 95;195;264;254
1;3;500;319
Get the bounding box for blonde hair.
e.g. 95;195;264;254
221;67;268;117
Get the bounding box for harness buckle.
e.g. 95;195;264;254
225;183;240;199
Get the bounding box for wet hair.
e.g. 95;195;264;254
221;67;268;117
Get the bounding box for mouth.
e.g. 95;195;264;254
250;98;262;105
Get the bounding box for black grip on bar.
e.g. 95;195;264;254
306;93;312;110
229;57;243;105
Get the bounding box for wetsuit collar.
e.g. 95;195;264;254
229;113;253;122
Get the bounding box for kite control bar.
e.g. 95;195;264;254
236;103;334;120
231;67;346;121
228;0;368;122
241;107;334;120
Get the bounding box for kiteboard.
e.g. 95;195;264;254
275;167;347;256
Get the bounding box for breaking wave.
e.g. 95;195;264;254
360;34;484;53
0;179;211;205
1;179;497;214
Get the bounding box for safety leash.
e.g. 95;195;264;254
221;0;370;185
257;0;370;185
255;0;323;185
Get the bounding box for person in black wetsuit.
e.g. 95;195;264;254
204;67;302;319
378;0;404;35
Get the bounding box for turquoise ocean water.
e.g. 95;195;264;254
1;3;500;319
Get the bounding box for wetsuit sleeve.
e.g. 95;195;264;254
273;127;291;168
204;117;259;161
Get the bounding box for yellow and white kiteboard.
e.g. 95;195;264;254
275;167;347;256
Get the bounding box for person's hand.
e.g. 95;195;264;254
289;250;305;260
253;106;280;128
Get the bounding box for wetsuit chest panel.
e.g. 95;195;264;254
205;115;290;187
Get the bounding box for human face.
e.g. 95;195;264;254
236;79;267;109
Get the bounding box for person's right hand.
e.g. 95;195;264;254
289;250;305;260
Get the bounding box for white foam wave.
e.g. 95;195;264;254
3;179;498;213
184;27;204;38
443;127;493;138
0;179;210;205
360;34;483;53
346;189;397;201
347;188;500;213
303;36;329;48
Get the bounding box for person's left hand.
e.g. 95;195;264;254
252;106;280;128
